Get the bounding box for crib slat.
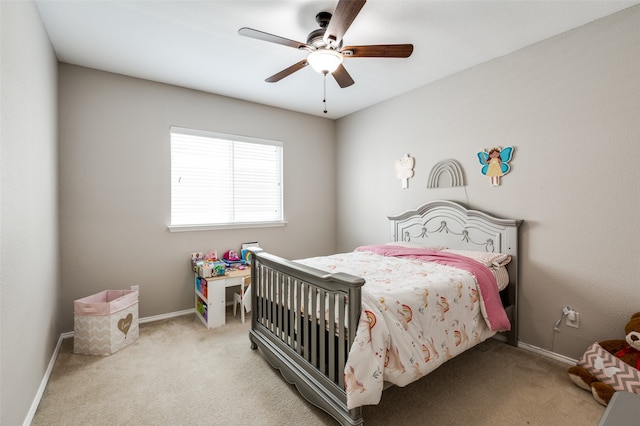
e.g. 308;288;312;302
289;278;295;348
295;279;302;354
302;283;309;360
337;293;346;389
328;297;336;382
319;288;326;374
310;286;318;367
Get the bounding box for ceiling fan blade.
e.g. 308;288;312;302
239;27;310;50
332;64;355;88
323;0;366;48
342;44;414;58
265;59;309;83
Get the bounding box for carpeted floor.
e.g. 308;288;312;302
32;310;605;425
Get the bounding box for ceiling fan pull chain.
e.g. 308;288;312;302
323;71;328;114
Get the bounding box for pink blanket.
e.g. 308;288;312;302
355;245;510;332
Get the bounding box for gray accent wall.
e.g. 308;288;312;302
335;6;640;360
1;2;59;425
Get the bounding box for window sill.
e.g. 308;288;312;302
168;221;287;233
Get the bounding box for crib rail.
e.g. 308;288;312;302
249;249;365;426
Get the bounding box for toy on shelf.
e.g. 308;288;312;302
190;252;203;272
241;242;260;265
191;251;225;278
204;250;218;261
222;250;247;268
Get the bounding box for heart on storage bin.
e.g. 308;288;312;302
118;313;133;337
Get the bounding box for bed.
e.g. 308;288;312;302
248;200;522;425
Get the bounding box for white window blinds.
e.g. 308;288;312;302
170;127;283;227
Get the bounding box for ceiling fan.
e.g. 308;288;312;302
238;0;413;89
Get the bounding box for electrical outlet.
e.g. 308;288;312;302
131;284;139;292
566;310;580;328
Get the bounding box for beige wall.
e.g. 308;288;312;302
58;65;337;332
5;3;639;423
335;6;640;359
0;1;59;425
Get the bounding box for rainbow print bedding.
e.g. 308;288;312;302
297;245;510;409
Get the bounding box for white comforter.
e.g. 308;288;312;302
297;249;503;409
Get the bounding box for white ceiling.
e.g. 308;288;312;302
35;0;639;119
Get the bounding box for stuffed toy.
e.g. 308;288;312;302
568;311;640;405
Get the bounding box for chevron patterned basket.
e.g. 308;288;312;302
577;342;640;394
73;290;139;356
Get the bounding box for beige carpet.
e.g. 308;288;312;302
32;310;605;425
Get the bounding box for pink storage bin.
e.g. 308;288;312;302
73;289;139;356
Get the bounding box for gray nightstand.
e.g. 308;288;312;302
598;391;640;425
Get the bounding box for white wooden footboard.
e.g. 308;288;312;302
248;249;366;426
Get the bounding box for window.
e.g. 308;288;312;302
170;127;283;230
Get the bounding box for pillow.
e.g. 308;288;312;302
442;249;511;267
385;242;446;251
492;266;510;291
443;249;511;291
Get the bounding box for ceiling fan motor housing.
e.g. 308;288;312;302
306;12;341;50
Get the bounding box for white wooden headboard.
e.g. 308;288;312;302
388;200;521;256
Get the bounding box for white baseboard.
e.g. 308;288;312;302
517;341;578;365
23;332;66;426
138;308;194;324
24;308;196;426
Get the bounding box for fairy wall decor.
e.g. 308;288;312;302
477;146;514;186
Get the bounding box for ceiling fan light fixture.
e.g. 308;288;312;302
307;49;343;74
